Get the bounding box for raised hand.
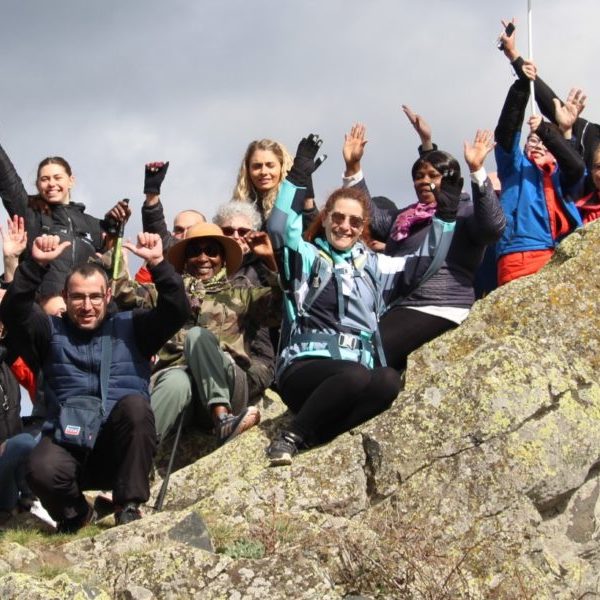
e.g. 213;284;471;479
342;123;368;175
105;199;131;227
31;235;71;266
245;230;276;271
528;115;542;134
521;60;537;81
402;105;432;148
123;232;163;267
499;18;518;61
554;88;587;136
144;161;170;196
287;134;323;188
464;129;495;173
0;215;27;259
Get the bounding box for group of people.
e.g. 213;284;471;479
0;20;597;533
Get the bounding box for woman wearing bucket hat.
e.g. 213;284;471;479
149;222;281;447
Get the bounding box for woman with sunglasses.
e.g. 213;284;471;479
265;134;460;465
213;201;268;285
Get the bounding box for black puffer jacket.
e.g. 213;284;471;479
0;142;105;296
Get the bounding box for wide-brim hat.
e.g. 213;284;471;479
167;223;243;276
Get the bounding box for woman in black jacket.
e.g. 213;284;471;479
343;122;505;372
0;142;124;296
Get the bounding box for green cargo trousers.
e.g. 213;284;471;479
150;327;248;442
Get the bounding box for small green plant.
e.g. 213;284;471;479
222;538;265;560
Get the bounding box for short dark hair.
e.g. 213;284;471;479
411;150;461;185
64;263;109;293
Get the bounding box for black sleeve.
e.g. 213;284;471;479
464;178;506;245
495;77;530;153
132;259;191;358
0;140;29;219
301;204;319;232
0;260;52;370
536;121;586;189
141;200;176;250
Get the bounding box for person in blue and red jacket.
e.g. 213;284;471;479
494;20;585;285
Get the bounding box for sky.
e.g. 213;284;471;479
3;0;598;413
2;0;598;238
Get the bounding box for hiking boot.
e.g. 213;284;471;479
267;431;304;466
215;406;260;446
56;503;96;534
115;502;142;526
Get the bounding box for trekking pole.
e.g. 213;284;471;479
154;407;186;511
527;0;537;116
110;198;130;292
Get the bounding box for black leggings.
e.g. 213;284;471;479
279;359;401;444
379;307;457;371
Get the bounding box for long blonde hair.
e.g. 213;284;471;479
232;139;293;220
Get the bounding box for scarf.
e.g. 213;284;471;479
390;201;437;241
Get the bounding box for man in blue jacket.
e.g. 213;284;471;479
0;232;190;532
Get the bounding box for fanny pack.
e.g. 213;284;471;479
53;323;112;450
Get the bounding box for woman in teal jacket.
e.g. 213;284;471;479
266;134;459;465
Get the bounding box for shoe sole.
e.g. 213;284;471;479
269;453;293;467
221;407;261;445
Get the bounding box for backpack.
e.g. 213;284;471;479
0;360;22;444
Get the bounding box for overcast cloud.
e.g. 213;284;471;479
1;0;598;234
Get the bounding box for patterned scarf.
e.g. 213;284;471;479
389;201;437;241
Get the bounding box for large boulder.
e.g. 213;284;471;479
2;222;600;598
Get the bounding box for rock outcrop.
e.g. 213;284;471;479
2;222;600;598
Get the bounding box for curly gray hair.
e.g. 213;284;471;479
213;200;263;231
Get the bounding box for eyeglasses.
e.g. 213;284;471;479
184;239;223;258
221;226;252;237
330;212;364;229
67;293;106;307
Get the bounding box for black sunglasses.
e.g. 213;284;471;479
221;226;252;237
184;239;223;258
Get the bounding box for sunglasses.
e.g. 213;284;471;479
184;239;223;258
330;211;364;229
221;226;252;237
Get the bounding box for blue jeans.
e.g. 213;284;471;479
0;432;40;510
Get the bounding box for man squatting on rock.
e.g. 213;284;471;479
0;232;190;533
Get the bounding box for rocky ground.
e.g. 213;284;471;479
2;222;600;599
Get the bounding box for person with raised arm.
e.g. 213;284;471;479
265;133;460;466
0;139;129;297
0;231;190;532
494;20;585;284
342;120;505;372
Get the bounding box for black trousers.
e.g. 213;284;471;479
379;306;457;371
279;359;401;445
26;394;157;522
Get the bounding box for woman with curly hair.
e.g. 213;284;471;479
232;138;318;229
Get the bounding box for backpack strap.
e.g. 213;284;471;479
99;320;113;416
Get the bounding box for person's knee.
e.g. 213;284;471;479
374;367;402;408
343;365;372;390
184;326;219;358
117;394;154;428
26;439;61;491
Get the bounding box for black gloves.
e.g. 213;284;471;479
144;161;169;195
287;134;323;188
434;171;463;223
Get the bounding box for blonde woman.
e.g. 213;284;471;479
232;138;319;229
